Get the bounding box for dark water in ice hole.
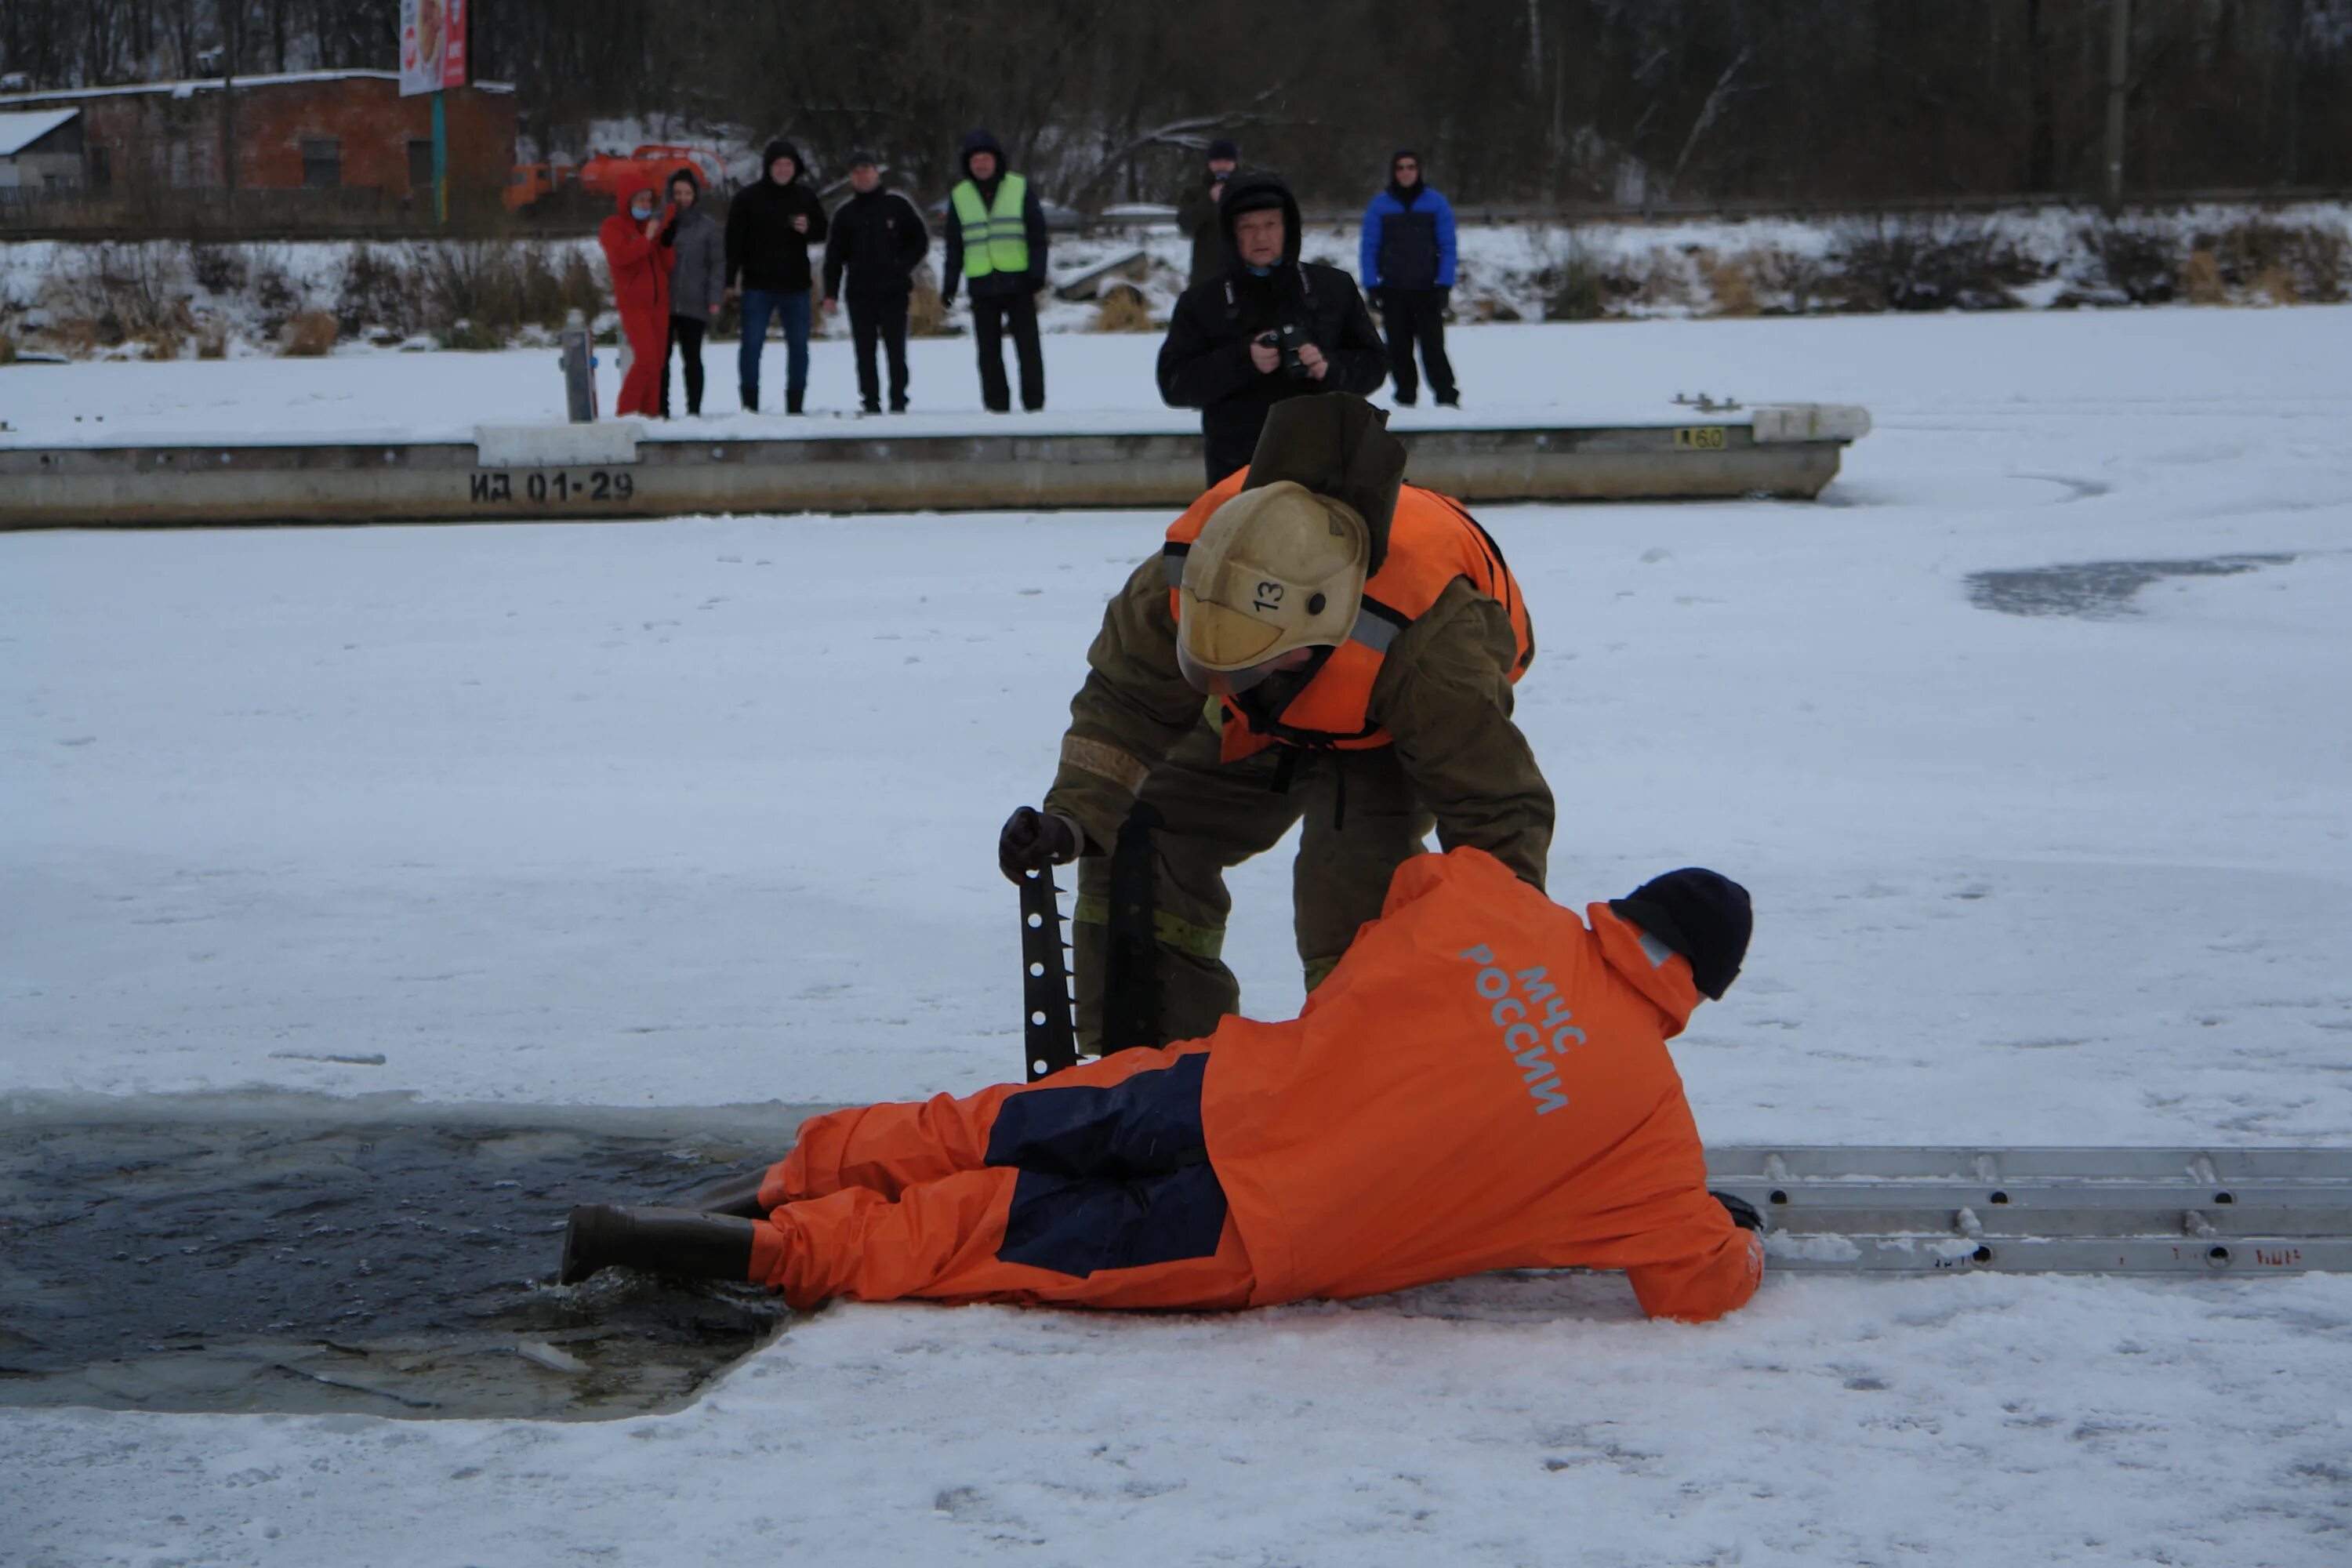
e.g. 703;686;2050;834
0;1105;829;1421
1964;554;2296;619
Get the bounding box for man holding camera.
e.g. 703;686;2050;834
1158;172;1388;485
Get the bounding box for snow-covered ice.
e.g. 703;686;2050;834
5;307;2351;1564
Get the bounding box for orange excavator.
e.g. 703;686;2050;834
505;144;729;212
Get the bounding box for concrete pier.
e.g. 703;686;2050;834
0;407;1868;529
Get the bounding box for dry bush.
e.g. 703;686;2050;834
1539;253;1605;320
1738;246;1833;314
419;241;525;342
2084;223;2178;303
2255;263;2299;305
0;332;16;365
245;252;303;338
1703;253;1759;316
336;242;422;338
1830;218;2039;312
517;243;607;330
1093;282;1156;332
187;241;249;295
1466;294;1522;322
908;266;953;336
2180;250;2226;304
2202;220;2347;305
195;318;230;358
136;301;194;360
53;244;191;347
280;309;339;356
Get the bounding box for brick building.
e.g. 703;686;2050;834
0;71;516;209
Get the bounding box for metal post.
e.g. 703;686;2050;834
2103;0;2131;215
431;89;448;225
559;310;596;423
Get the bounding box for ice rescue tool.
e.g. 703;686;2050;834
1019;867;1077;1080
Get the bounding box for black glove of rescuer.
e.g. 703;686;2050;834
998;806;1080;884
1711;1191;1763;1232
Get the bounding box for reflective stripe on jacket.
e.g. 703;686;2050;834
951;173;1030;278
1163;469;1534;761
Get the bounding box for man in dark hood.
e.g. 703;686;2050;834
1156;171;1390;484
1174;137;1241;290
723;138;829;413
942;128;1050;412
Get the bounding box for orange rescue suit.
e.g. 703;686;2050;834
1163;469;1534;763
597;176;675;419
746;848;1761;1323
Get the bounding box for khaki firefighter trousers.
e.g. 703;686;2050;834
1072;717;1434;1051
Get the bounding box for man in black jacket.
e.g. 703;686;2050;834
1173;138;1240;290
724;139;829;414
822;152;930;414
1156;171;1389;485
941;128;1049;413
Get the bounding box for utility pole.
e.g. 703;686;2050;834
2103;0;2131;215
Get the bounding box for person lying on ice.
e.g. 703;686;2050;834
560;848;1765;1323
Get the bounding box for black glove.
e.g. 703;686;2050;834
998;806;1079;883
1711;1191;1763;1232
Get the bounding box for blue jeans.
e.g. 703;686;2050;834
737;288;810;405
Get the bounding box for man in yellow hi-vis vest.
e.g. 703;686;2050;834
942;128;1049;412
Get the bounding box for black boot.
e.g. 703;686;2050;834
675;1170;771;1218
786;391;804;416
741;386;758;413
559;1204;757;1286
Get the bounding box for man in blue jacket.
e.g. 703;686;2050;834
1359;151;1459;408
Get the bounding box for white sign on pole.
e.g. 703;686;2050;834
399;0;468;98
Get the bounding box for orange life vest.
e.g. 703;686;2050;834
1163;470;1534;762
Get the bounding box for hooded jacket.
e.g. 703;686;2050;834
1156;172;1390;479
598;175;674;321
724;138;830;294
662;166;726;322
942;128;1049;302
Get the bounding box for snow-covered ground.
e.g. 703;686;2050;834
5;307;2351;1564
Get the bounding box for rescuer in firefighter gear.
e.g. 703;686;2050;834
996;390;1552;1052
559;848;1764;1325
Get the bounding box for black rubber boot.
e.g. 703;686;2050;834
676;1171;771;1218
740;386;758;413
559;1204;757;1286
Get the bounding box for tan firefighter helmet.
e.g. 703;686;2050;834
1175;480;1370;696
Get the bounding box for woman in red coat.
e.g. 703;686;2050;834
599;175;674;417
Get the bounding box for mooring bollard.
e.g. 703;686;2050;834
560;310;597;423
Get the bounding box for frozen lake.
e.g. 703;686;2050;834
5;306;2351;1565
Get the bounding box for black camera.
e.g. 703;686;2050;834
1255;322;1313;379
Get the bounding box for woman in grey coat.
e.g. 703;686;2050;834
661;167;727;416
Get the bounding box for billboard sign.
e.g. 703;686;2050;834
399;0;468;96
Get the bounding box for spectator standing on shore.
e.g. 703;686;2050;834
1174;138;1240;290
941;129;1049;413
724;139;828;414
1359;151;1459;408
822;152;930;414
599;174;674;419
661;167;724;417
